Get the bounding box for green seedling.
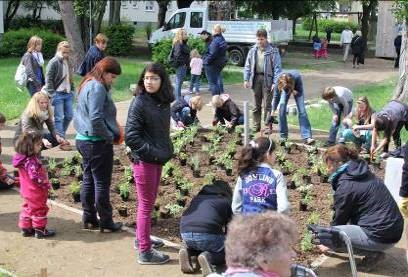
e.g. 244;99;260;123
203;172;215;185
307;211;320;225
48;158;57;171
190;155;200;172
119;182;130;200
124;166;133;182
300;230;314;252
165;203;183;216
70;181;81;195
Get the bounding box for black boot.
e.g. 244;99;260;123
83;220;100;230
100;222;122;233
21;228;35;237
34;228;56;239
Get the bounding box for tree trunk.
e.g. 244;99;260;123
58;0;85;70
292;18;297;36
393;22;408;103
157;0;170;27
176;0;194;9
93;0;108;36
5;0;20;31
361;0;375;51
109;0;121;25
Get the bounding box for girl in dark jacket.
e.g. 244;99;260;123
125;63;174;265
315;145;403;272
171;28;190;100
22;36;45;96
351;30;365;68
211;94;243;131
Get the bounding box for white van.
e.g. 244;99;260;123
149;7;292;66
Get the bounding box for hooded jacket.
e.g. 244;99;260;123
77;45;105;77
214;94;242;127
203;33;228;67
170;95;197;123
331;159;403;244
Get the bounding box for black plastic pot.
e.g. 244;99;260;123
180;159;187;166
303;175;312;183
288;181;297;190
120;194;129;202
72;193;81;202
299;202;308;211
177;198;186;207
209;156;215;165
225;168;232;176
51;181;60;190
193;170;200;178
118;207;128;217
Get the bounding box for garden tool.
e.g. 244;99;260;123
308;224;357;277
291;264;317;277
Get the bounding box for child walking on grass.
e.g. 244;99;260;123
13;132;56;238
189;49;203;94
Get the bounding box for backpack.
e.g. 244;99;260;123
168;46;178;68
15;62;27;89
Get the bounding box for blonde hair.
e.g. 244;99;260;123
211;95;223;108
190;96;204;111
94;33;108;44
173;28;186;45
213;24;225;35
356;96;373;125
27;36;43;52
190;49;201;58
24;92;53;119
322;87;336;100
277;74;296;95
57;41;70;52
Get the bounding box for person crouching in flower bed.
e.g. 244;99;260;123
171;95;203;130
211;94;244;131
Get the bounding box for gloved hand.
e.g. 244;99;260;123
265;114;278;125
398;197;408;219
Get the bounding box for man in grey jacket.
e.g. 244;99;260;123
244;29;282;132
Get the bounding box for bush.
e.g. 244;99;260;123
0;28;66;58
302;18;359;33
151;35;206;74
104;23;135;56
9;16;65;35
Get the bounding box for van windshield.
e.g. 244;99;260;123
167;12;186;30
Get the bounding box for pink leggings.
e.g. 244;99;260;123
133;161;162;252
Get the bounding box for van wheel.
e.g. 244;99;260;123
228;48;244;66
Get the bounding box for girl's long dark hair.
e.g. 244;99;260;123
375;115;392;138
135;63;174;104
238;137;276;176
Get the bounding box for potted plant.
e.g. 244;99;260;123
71;152;82;165
190;155;201;177
124;166;134;182
179;179;193;196
48;188;56;200
224;158;233;176
203;172;215;185
179;152;188;166
50;178;60;190
299;191;313;211
119;182;130;201
165;203;184;217
300;231;314;252
118;205;128;217
70;181;81;202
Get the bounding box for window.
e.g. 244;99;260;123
132;1;138;9
145;1;154;12
122;1;128;9
190;12;203;28
167;12;186;30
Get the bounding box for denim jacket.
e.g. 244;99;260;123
271;70;304;112
243;43;281;90
74;79;119;143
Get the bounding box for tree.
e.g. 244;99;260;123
157;0;171;27
360;0;377;50
393;0;408;102
4;0;20;31
58;0;85;69
108;0;121;25
176;0;194;9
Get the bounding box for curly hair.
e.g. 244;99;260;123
225;212;297;270
324;144;359;164
237;137;276;176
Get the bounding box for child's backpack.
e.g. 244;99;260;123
168;46;177;68
15;61;27;90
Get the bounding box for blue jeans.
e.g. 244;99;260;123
328;100;353;143
181;232;226;265
205;65;223;96
76;140;114;226
342;129;372;149
178;107;194;126
190;74;201;93
52;91;74;138
175;65;187;101
278;91;312;139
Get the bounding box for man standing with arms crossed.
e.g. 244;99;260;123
340;26;353;62
244;29;282;133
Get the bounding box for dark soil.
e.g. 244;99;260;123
48;129;385;266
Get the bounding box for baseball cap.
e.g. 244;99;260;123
198;30;211;36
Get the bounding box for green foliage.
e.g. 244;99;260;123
203;172;216;185
9;16;65;34
162;162;175;179
70;181;81;195
119;182;131;199
307;211;320;225
302;18;359;33
0;28;65;58
48;158;57;171
104;23;135;56
60;166;72;177
300;230;314;252
190;155;200;171
165;203;183;216
180;179;194;191
124;166;133;182
393;0;408;22
74;165;83;178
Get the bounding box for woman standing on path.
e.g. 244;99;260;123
21;36;45;96
74;57;123;233
351;30;365;69
125;63;174;264
171;28;190;100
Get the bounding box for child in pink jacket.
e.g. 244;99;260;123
189;49;203;94
13;132;56;238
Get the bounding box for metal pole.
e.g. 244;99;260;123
243;101;249;145
89;0;93;48
339;231;358;277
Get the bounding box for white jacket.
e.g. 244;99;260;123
341;29;353;44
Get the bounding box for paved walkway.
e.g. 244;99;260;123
1;57;407;276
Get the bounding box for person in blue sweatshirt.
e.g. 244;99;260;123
77;33;107;76
170;95;203;129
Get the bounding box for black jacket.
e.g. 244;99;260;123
172;41;190;68
125;92;173;165
394;35;402;50
203;33;228;67
214;98;242;127
331;159;403;244
400;144;408;197
351;36;365;55
170;95;197;123
180;185;232;234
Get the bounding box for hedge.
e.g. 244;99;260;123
104;23;135;56
151;36;206;74
9;16;65;35
0;28;65;58
302;18;359;33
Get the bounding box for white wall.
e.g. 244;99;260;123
0;1;4;35
376;1;400;58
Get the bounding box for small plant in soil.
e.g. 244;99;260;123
226;141;237;156
165;203;183;217
119;182;131;201
297;184;313;197
300;230;314;252
118;205;128;217
71;152;82;165
162;162;175;184
74;165;83;178
214;125;228;135
179;179;193;196
190;155;201;177
70;181;81;202
281;160;294;175
290;173;303;189
224;158;233;176
60;166;72;177
203;172;215;185
176;190;187;207
50;178;60;190
124;166;134;182
151;209;160;224
275;148;287;165
283;141;297;153
48;188;56;200
48;158;57;171
307;211;320;225
299;191;313;211
178;152;188;166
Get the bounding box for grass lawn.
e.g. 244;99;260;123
293;26;341;42
287;77;408;141
0;57;242;120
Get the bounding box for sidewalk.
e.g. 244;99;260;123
0;57;406;276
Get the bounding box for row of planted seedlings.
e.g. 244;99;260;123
113;165;134;217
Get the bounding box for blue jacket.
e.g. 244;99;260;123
203;34;228;67
271;70;304;111
77;45;105;76
170;95;197;122
244;43;281;90
74;79;119;143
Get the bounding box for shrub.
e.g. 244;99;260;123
0;28;65;58
151;35;206;74
302;18;359;34
104;23;135;56
9;16;65;35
